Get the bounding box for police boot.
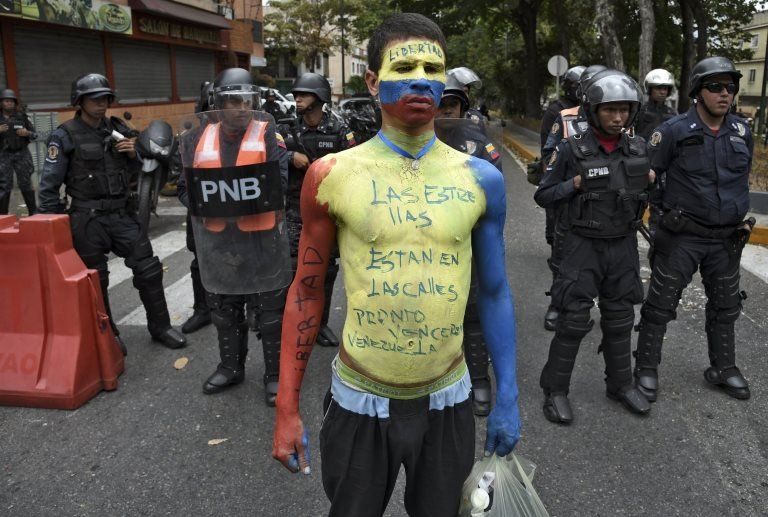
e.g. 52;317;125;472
182;261;211;334
316;325;339;347
606;385;650;415
134;260;186;349
21;190;37;215
542;392;573;425
704;318;750;400
0;193;10;214
203;323;247;394
544;305;559;332
633;320;666;402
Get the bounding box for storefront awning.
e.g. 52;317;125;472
129;0;232;29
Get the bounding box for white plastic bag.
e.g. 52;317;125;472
458;453;549;517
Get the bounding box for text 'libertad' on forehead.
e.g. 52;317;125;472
388;41;444;63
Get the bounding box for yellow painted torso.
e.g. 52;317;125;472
316;136;486;387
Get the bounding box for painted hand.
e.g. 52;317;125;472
272;411;311;475
484;400;520;457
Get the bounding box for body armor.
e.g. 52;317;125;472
567;131;649;238
1;113;31;152
61;117;131;201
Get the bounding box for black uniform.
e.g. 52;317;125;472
38;114;181;347
635;101;676;141
278;112;355;328
535;129;651;417
0;110;37;214
634;107;754;400
539;98;577;150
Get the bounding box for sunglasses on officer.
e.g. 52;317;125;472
701;82;737;94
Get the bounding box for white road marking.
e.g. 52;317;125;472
107;230;187;287
117;273;194;326
156;206;188;217
741;243;768;284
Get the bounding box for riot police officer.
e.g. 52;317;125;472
0;88;37;215
636;69;677;140
277;72;356;347
180;68;290;406
539;64;607;331
535;71;654;424
178;82;213;334
262;89;285;121
446;67;485;128
539;66;585;150
435;74;501;416
633;57;754;402
38;73;186;352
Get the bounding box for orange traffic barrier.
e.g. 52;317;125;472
0;214;124;410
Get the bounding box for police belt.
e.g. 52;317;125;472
69;197;127;212
661;209;738;239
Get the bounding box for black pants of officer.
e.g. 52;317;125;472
69;208;172;337
206;288;287;384
0;149;36;214
289;219;338;326
463;264;489;384
186;214;209;315
540;232;644;394
635;228;744;376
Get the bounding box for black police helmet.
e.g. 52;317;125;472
583;71;643;131
563;66;585;102
577;65;608;102
0;88;18;102
688;56;742;98
441;74;469;112
196;81;213;113
71;73;115;106
292;73;332;104
211;68;259;110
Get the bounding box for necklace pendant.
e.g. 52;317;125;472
411;159;420;170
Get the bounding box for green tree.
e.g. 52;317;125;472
265;0;340;72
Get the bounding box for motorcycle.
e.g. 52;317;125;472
134;120;177;236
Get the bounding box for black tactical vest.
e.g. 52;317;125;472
61;117;132;201
1;113;29;152
567;131;650;238
285;115;343;222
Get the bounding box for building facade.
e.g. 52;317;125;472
735;10;768;118
0;0;265;132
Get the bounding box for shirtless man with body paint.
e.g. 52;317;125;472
272;13;521;517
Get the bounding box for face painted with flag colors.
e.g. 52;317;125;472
375;39;447;126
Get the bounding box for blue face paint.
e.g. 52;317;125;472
379;79;446;106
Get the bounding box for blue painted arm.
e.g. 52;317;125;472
470;157;520;456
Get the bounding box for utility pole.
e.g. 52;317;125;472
340;0;346;100
758;29;768;135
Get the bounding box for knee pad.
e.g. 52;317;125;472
558;311;594;339
600;310;635;336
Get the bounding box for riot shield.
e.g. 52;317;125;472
179;109;292;295
434;117;506;174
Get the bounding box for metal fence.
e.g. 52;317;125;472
27;111;59;173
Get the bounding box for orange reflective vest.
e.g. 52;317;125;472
193;120;275;232
559;106;581;139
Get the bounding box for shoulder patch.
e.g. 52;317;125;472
275;133;286;149
736;122;746;137
649;131;662;147
551;122;560;135
46;142;60;162
548;149;558;166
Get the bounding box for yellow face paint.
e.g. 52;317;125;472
377;38;447;84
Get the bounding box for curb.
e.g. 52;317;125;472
503;130;768;246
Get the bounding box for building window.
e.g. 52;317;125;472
14;27;105;109
112;39;171;103
175;47;216;101
252;21;263;43
751;34;759;48
749;69;757;83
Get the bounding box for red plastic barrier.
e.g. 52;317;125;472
0;214;124;409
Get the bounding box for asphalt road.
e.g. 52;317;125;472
2;143;767;517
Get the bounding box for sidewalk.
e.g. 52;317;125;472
503;121;768;246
